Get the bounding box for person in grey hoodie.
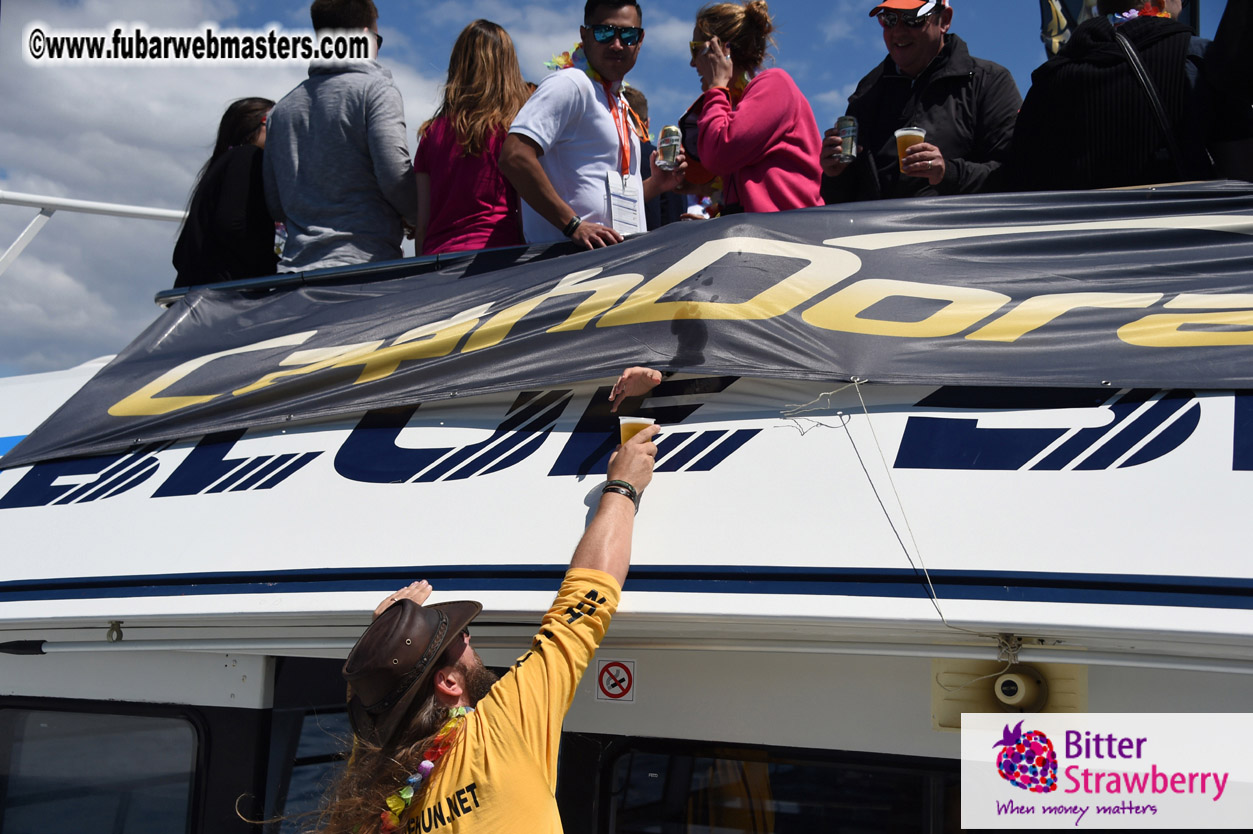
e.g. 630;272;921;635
263;0;417;272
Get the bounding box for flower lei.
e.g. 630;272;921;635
377;707;473;834
545;43;602;81
1110;1;1172;24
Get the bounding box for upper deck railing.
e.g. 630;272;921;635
0;189;186;279
0;189;563;305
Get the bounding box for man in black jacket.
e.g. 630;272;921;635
819;0;1021;202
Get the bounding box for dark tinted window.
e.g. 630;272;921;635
0;709;197;834
604;743;958;834
273;710;351;833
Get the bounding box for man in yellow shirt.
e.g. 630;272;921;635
322;420;660;834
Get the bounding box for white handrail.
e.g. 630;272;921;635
9;636;1253;676
0;189;186;221
0;189;186;278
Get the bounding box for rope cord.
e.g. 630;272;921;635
782;380;1002;643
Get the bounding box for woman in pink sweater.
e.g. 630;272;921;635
688;1;823;213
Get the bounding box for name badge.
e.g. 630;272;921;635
606;173;641;236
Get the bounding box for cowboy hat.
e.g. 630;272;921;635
342;598;482;747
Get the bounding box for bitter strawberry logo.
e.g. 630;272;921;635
994;721;1058;793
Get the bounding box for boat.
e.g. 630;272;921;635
3;181;1253;832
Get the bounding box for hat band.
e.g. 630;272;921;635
365;609;450;715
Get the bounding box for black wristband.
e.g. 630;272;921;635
604;479;639;502
562;215;582;238
602;484;638;511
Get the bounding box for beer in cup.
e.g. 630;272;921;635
619;416;655;445
894;127;926;172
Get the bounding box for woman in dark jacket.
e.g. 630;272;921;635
173;97;277;287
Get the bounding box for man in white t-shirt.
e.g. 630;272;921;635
499;0;684;249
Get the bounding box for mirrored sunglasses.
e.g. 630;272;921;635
591;24;643;46
877;9;937;28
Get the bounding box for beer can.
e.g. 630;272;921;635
657;124;682;171
835;115;857;164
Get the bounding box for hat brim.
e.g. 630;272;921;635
346;599;482;748
869;0;931;16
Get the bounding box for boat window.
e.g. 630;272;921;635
0;708;197;833
602;740;959;833
269;709;351;833
263;657;356;832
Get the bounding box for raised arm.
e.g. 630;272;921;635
569;423;659;586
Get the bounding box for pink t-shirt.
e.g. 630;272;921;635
414;117;524;254
696;68;823;213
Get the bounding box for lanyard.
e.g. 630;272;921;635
602;82;631;179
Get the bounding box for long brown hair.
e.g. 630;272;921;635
315;684;454;834
420;20;531;157
182;97;273;229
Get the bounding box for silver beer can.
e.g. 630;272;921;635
836;115;857;164
657;124;682;171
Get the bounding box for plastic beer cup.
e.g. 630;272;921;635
619;416;655;445
894;127;926;172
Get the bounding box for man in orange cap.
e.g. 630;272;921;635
819;0;1021;202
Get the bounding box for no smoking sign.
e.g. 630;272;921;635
596;659;635;702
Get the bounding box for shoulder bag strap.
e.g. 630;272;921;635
1113;29;1183;174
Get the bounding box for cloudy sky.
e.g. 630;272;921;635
0;0;1223;378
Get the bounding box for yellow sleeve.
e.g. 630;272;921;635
480;567;621;786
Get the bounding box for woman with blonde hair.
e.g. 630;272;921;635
414;20;531;254
686;0;822;213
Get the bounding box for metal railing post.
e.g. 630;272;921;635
0;189;186;279
0;208;55;278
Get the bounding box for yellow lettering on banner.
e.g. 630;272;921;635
462;268;645;352
596;238;861;326
108;331;317;417
967;292;1162;342
234;305;491;393
351;304;491;383
802;279;1009;337
1119;293;1253;347
232;341;385;396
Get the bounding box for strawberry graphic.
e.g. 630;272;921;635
993;721;1058;793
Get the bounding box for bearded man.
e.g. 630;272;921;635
319;418;659;834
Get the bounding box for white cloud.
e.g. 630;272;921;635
812;89;846;113
824;19;855;42
0;0;449;377
821;0;872;42
2;0;837;378
0;252;139;373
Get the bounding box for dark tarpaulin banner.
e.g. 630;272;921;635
6;182;1253;469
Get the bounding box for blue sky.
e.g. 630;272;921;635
0;0;1226;377
224;1;1218;132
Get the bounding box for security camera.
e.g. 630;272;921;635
994;664;1048;712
